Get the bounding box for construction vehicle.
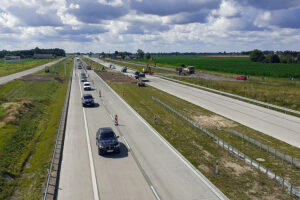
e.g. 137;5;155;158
142;57;156;74
176;65;195;75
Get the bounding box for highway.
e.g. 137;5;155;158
89;57;300;149
0;57;65;85
58;58;228;200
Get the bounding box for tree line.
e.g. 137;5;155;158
0;47;66;58
250;49;300;64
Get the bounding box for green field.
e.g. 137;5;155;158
0;58;57;77
0;58;73;199
135;55;300;78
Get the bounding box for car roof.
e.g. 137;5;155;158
98;127;114;134
84;82;90;84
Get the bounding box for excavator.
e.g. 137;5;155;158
142;57;156;74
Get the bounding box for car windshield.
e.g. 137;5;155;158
84;95;93;99
84;83;90;86
100;131;115;139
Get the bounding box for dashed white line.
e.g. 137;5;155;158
150;185;161;200
78;66;100;200
122;136;131;150
93;68;228;200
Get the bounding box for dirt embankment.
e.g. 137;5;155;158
192;114;237;129
19;74;64;83
97;71;137;83
0;99;33;127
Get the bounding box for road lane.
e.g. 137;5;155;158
85;63;228;199
58;60;157;200
58;68;94;200
89;57;300;149
0;57;65;85
146;76;300;148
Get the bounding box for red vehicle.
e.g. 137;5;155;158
236;75;247;80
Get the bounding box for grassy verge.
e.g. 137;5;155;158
170;76;300;112
98;71;299;199
105;59;173;74
0;58;59;77
82;57;106;70
0;57;73;199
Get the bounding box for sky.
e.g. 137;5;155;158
0;0;300;53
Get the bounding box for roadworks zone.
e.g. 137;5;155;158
95;69;300;200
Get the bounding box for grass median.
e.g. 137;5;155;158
0;57;73;199
104;58;174;74
97;71;298;199
0;58;59;77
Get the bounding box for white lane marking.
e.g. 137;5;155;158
92;69;228;200
150;185;161;200
122;136;131;150
78;73;100;200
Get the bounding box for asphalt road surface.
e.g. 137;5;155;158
58;59;228;200
0;57;66;85
89;57;300;149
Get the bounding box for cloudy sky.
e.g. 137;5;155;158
0;0;300;53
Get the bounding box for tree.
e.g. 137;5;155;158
145;52;151;60
34;47;42;54
270;54;280;63
250;49;265;62
137;49;145;59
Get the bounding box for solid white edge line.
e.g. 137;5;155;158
150;185;161;200
122;136;131;150
92;68;228;200
78;67;100;200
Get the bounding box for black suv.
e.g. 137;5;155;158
82;94;94;107
96;127;120;155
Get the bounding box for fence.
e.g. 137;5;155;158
152;96;300;199
43;59;73;200
225;129;300;168
158;76;300;116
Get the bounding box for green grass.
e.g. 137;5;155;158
170;76;300;112
134;55;300;78
101;74;299;199
0;58;58;77
0;57;73;199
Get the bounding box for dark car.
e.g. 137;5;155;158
81;76;87;82
86;65;92;70
121;67;127;73
78;65;82;69
82;94;94;107
139;73;145;78
96;127;120;155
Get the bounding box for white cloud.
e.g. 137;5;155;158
0;0;300;52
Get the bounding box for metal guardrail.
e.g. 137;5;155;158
152;96;300;198
159;76;300;116
43;60;74;200
226;129;300;168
